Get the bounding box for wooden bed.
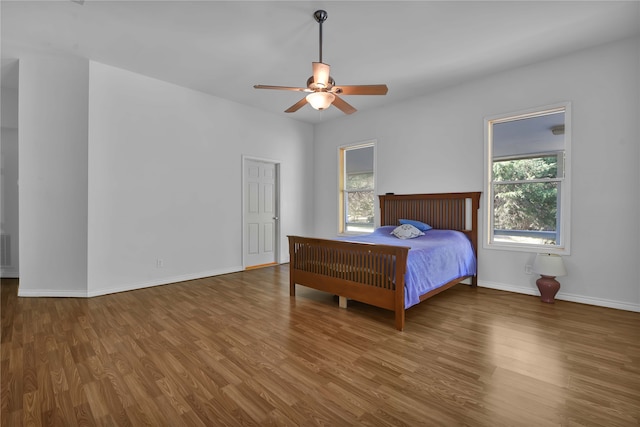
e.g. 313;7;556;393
287;192;481;331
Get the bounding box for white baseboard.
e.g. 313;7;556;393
478;280;640;313
551;292;640;312
17;266;244;298
18;288;88;297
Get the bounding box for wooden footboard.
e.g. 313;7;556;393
288;236;409;330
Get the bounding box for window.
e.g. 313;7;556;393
339;142;375;234
484;104;571;254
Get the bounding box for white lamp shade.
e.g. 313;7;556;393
532;253;567;277
306;92;335;110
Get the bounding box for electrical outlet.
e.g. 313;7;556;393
156;259;163;268
525;264;533;275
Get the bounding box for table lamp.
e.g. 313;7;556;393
532;253;566;303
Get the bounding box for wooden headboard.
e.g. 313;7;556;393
379;192;482;259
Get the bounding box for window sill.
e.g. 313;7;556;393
338;231;373;237
483;241;570;256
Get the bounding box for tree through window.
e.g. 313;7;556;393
339;143;375;234
493;154;561;245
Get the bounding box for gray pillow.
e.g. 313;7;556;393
391;224;425;239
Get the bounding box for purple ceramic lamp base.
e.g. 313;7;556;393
536;275;560;303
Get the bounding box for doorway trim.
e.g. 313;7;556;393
241;155;281;269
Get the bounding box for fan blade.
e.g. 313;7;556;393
333;84;388;95
254;85;310;92
312;62;331;88
285;97;308;113
332;95;357;115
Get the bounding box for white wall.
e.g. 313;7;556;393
1;83;18;128
1;77;20;277
9;37;638;308
86;62;314;295
1;127;19;277
14;55;314;296
313;36;640;311
18;54;90;295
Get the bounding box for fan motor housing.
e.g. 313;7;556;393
307;75;335;90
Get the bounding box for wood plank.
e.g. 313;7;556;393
2;270;639;426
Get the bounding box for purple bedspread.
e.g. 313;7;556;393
340;226;476;308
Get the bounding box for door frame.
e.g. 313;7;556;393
241;155;281;269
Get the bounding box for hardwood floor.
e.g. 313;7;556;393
2;265;639;426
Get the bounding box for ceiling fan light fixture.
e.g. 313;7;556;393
306;92;335;110
253;9;387;115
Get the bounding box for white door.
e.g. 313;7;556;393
244;159;278;268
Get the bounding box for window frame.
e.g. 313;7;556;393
338;140;377;235
483;103;572;255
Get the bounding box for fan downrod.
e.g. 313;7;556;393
313;10;328;64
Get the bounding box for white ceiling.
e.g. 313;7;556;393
2;1;639;124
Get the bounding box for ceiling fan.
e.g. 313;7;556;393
254;10;388;115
